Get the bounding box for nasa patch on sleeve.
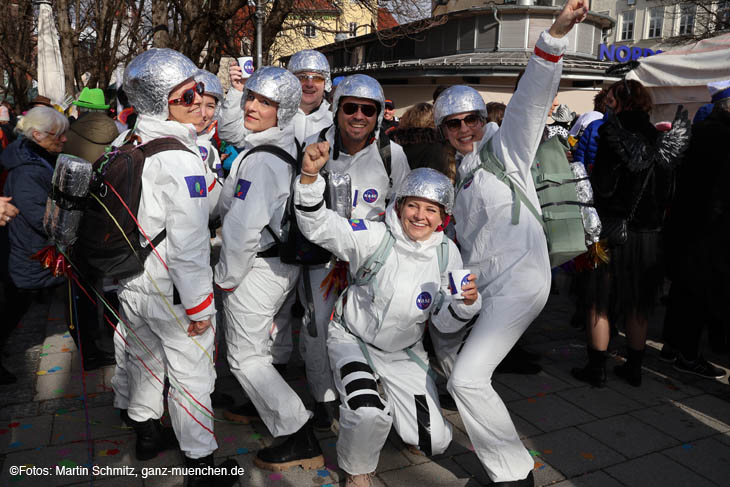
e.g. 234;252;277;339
416;291;432;310
184;175;207;198
234;179;252;200
349;219;367;231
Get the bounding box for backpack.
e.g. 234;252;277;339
73;137;194;279
457;135;589;268
235;142;335;266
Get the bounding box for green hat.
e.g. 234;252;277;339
72;87;110;110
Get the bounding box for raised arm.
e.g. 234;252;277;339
493;0;589;184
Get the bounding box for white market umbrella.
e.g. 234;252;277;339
37;1;66;105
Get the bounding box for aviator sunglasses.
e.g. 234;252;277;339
341;102;377;118
168;81;205;106
443;113;483;131
296;73;326;85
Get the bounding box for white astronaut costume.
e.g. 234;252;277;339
443;31;567;482
299;78;409;404
214;67;310;438
217;88;248;147
196;130;222;217
294;170;481;475
115;111;217;459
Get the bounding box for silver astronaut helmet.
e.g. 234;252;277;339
287;50;332;92
240;66;302;129
396;168;455;215
194;70;224;123
332;74;385;132
123;48;200;120
433;85;488;128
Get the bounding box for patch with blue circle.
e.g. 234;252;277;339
363;188;378;203
198;145;209;161
416;291;432;310
184;175;207;198
234;179;252;200
349;219;367;231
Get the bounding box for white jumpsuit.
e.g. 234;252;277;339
114;114;218;460
110;127;222;412
216;88;248;147
294;175;481;475
299;125;410;403
214;123;310;438
446;30;567;482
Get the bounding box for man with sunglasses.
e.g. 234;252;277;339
298;74;410;431
115;48;239;487
432;1;590;485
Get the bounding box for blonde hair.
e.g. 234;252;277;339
16;106;69;141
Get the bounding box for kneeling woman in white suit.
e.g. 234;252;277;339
294;149;482;487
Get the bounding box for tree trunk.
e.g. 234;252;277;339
53;0;77;96
151;0;170;48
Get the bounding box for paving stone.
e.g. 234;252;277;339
603;452;716;487
523;427;625;478
714;431;730;447
558;385;643;418
220;449;341;487
35;369;108;401
38;392;115;415
494;372;574;399
213;419;264;457
67;475;144;486
549;470;625;487
509;394;596;432
41;333;77;355
577;414;679;458
378;457;471;486
678;394;730;430
0;402;40;420
0;441;91;487
662;437;730;486
38;352;74;375
0;415;53;453
433;420;473;460
605;370;701;407
630;403;729;443
531;457;565;487
493;380;524;402
50;406;130;445
451;452;489;484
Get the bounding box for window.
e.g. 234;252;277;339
349;22;357;37
648;7;663;38
303;25;316;38
719;1;730;31
620;10;635;40
679;4;695;35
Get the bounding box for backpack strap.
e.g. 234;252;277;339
431;233;450;314
318;126;331;143
352;227;396;286
377;130;392;178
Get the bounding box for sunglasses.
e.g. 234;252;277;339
296;74;326;85
341;102;377;118
443;113;483;132
168;81;205;106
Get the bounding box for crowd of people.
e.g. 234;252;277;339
1;0;728;485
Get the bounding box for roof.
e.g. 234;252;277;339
377;8;398;30
293;0;339;14
332;51;616;79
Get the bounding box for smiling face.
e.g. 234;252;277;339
195;94;218;132
398;196;444;242
296;71;326;114
337;96;377;154
442;110;486;156
167;79;203;126
243;91;278;133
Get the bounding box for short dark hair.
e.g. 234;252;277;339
486;102;506;126
593;88;609;113
609;79;653;113
432;85;449;103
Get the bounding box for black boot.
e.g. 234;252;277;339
312;401;335;431
253;419;324;471
614;347;644;387
129;417;178;461
496;346;542;375
224;402;261;425
491;471;534;486
184;454;240;487
571;347;607;387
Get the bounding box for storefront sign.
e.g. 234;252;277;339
598;44;662;62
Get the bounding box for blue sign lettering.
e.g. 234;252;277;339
598;44;663;62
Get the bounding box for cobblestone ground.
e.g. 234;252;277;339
1;273;729;487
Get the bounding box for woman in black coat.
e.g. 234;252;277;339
572;80;687;387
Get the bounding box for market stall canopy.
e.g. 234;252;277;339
37;1;66;105
626;33;730;121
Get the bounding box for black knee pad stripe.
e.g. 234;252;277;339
340;361;373;381
344;378;378;395
347;393;385;411
415;394;432;456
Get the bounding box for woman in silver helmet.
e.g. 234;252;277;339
295;145;481;487
115;47;238;487
193;70;224;216
432;2;589;485
213;66;326;472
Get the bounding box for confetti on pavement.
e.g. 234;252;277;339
580;452;594;460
